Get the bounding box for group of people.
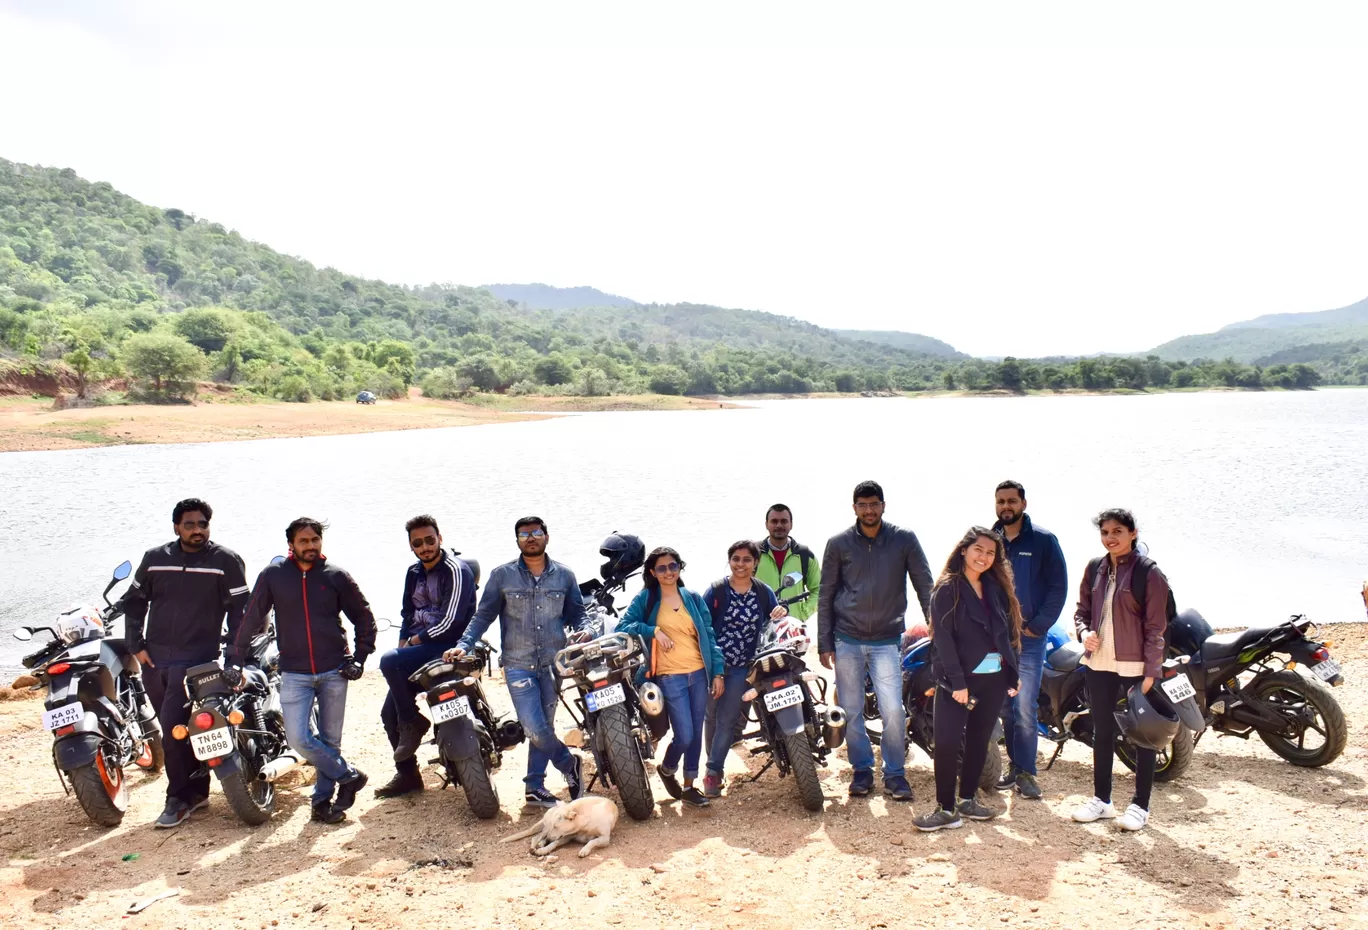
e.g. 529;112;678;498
119;480;1171;835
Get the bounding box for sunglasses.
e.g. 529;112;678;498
179;520;210;529
517;529;547;540
652;561;682;574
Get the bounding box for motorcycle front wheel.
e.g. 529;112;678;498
782;730;825;812
599;705;654;821
1114;724;1194;783
1251;670;1347;767
69;748;129;827
450;754;500;819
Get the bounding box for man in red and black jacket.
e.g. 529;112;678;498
234;517;377;824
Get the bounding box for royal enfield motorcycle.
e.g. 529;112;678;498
12;560;164;827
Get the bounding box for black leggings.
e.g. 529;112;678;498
1086;667;1155;810
933;671;1010;811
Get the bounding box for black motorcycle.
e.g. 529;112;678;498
410;639;524;819
1166;608;1347;767
740;574;846;811
176;615;297;826
1037;639;1196;781
554;571;662;821
12;560;164;827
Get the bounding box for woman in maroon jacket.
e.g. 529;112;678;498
1071;509;1170;832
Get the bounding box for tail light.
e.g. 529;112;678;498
55;725;75;736
194;712;214;730
1311;647;1330;662
437;690;456;702
772;680;787;688
46;663;71;675
208;758;222;768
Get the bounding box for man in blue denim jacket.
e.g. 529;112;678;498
446;516;588;807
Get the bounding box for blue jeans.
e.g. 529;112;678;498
1003;632;1047;776
834;640;906;779
506;666;573;790
280;669;355;805
658;669;709;780
705;666;753;778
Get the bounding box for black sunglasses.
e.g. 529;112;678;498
517;529;547;540
652;561;682;574
179;520;210;529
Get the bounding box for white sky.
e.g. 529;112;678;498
2;1;1367;357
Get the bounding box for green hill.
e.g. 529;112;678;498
834;329;966;359
485;283;637;310
1149;293;1368;365
1221;295;1368;331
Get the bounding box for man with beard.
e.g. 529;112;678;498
444;516;588;807
374;514;477;798
122;498;249;828
992;480;1067;800
755;504;821;623
818;480;934;801
234;518;376;824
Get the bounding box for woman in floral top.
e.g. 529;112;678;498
701;540;789;798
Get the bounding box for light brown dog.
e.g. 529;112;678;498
499;796;620;858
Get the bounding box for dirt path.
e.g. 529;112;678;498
2;627;1365;930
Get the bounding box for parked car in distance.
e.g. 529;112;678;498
356;391;377;404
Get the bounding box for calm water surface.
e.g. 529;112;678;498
2;391;1365;668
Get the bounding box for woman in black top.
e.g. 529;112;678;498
914;527;1023;832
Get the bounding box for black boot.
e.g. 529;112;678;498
392;717;432;763
333;769;368;812
374;768;425;799
311;801;345;824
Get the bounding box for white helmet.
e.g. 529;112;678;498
758;617;809;656
57;605;104;645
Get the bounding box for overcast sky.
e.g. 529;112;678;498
2;1;1367;357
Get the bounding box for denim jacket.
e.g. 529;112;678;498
457;557;588;671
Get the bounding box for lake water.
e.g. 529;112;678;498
2;391;1366;669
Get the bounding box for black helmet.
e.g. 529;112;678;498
451;551;481;588
1113;683;1182;751
1168;607;1213;656
599;532;644;582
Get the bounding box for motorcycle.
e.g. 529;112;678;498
1037;638;1197;781
410;638;525;819
12;560;164;827
1165;608;1347;767
864;634;1005;794
738;572;846;811
554;566;662;822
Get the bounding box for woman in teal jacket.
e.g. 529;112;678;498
616;546;725;807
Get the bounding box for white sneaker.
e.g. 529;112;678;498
1116;804;1149;832
1071;797;1118;823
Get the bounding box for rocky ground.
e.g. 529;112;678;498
1;626;1365;930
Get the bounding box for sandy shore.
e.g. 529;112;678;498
1;626;1364;930
0;393;736;453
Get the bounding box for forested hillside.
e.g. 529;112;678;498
485;283;637;310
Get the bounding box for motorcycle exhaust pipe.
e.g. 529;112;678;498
496;719;526;750
637;681;671;741
822;707;847;749
257;750;304;783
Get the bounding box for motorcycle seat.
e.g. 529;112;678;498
1046;641;1084;672
1200;621;1288;662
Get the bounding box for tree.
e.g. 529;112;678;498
533;354;574;386
121;332;207;395
998;357;1024;392
648;364;689;395
174;308;235;353
64;346;93;398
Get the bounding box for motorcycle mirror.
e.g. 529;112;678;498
112;560;132;581
270;555;286;565
374;617;393;632
781;571;803;589
1135;540;1150;558
12;627;33;642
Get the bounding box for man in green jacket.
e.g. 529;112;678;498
755;504;821;622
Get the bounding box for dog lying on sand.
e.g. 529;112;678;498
500;796;620;858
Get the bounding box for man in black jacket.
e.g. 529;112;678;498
122;498;249;829
235;518;376;824
818;480;934;802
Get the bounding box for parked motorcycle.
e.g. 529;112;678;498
1037;638;1197;781
554;559;662;821
410;638;524;818
1166;608;1347;766
12;560;164;827
739;572;846;811
864;634;1005;794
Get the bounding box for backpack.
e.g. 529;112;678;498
764;542;812;593
1084;555;1178;635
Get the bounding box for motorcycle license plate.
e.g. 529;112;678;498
190;727;233;760
764;684;803;712
1160;676;1196;703
431;695;472;723
42;702;83;731
1311;658;1341;681
585;683;625;713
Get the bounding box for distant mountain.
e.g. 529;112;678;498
485;282;637;310
834;329;967;359
1149;294;1368;363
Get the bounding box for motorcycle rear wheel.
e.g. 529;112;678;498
599;705;654;821
1114;724;1194;783
70;750;128;827
451;754;500;819
1251;670;1347;767
220;755;276;826
782;730;825;812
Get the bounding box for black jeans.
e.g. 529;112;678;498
143;660;211;804
1086;667;1155;810
932;670;1010;811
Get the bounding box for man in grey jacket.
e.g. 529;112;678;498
819;480;934;801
